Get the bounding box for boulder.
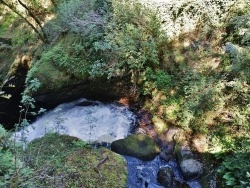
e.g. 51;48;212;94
175;144;203;181
157;167;174;188
111;134;160;161
26;133;127;187
179;159;203;181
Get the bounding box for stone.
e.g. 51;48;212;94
159;150;173;162
180;159;203;181
176;145;194;162
157;167;174;188
192;134;208;153
26;134;127;187
111;134;160;161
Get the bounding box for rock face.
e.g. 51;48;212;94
26;134;127;188
27;59;137;108
0;76;26;129
33;76;136;107
111;134;160;161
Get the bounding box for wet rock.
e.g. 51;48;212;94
180;159;203;181
135;110;159;139
147;182;165;188
157;167;174;188
159;149;173;162
176;145;194;162
175;144;203;181
137;110;153;127
138;169;165;188
111;134;160;161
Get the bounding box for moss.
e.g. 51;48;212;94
26;58;85;94
25;134;127;188
65;148;127;188
0;12;16;37
111;134;160;161
152;115;167;135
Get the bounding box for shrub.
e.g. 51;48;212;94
218;150;250;187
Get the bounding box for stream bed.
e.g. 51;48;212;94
15;98;205;188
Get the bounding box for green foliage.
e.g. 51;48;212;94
142;68;173;95
11;22;38;49
24;134;127;188
224;6;250;46
0;12;16;36
0;124;13;187
0;124;34;188
58;0;110;39
41;34;91;76
218;151;250;188
93;0;169;95
1;0;250;187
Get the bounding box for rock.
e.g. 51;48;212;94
159;150;173;162
180;159;203;181
175;143;203;181
192;134;208;153
176;145;194;162
28;59;137;108
138;170;165;188
147;182;165;188
157;167;174;188
111;134;160;161
0;76;26;128
26;133;127;187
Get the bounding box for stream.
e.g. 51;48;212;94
15;98;204;188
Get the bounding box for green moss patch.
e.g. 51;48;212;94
25;134;127;188
26;58;85;94
111;134;160;161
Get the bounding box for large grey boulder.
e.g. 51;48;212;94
175;145;203;181
179;158;203;181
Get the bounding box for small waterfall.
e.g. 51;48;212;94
15;98;136;143
14;98;205;188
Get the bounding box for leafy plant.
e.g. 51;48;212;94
218;151;250;188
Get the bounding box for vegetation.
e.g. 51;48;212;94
0;130;127;187
0;0;250;187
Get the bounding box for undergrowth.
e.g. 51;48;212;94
0;0;250;187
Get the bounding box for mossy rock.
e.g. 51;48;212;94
111;134;160;161
25;133;127;188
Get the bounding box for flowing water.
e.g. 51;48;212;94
15;98;204;188
15;98;136;143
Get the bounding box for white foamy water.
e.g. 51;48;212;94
15;98;136;143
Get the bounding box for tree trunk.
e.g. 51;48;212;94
0;0;47;44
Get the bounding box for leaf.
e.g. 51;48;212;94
0;94;12;99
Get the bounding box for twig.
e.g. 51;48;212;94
96;156;109;168
93;156;109;179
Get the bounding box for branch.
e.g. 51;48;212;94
17;0;48;43
0;0;47;43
